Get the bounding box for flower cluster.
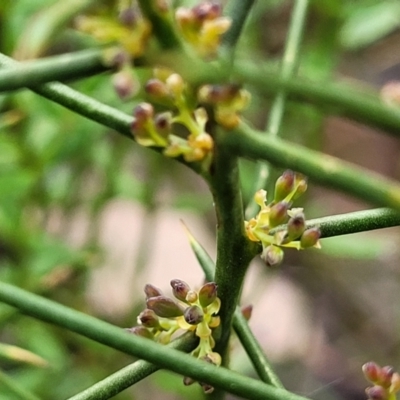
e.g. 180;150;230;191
245;170;321;267
75;5;151;57
175;2;231;57
131;69;214;163
363;362;400;400
127;279;221;393
198;84;251;129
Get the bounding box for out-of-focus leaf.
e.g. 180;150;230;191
13;0;95;59
0;343;49;368
340;2;400;50
320;234;393;260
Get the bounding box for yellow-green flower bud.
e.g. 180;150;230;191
198;282;218;308
390;372;400;393
138;309;160;328
146;296;184;318
144;284;163;299
184;305;204;325
165;73;185;98
261;245;284;267
125;326;154;339
274;170;294;202
170;279;191;302
186;290;198;303
300;227;321;248
268;201;289;228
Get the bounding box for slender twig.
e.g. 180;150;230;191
205;132;258;366
226;123;400;210
0;281;311;400
0;369;41;400
185;226;284;388
271;207;400;238
67;332;197;400
221;0;256;51
246;0;309;218
137;0;181;50
0;49;109;93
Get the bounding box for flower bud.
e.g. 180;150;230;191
184;305;204;325
261;245;284;267
165;73;185;97
145;78;169;98
118;7;137;27
112;70;137;100
365;385;388;400
300;227;321;248
125;326;154;339
144;284;163;299
183;376;195;386
133;103;154;122
170;279;191;302
193;2;221;21
146;296;184;318
274;170;294;202
198;282;218;308
138;309;160;328
185;290;198;303
201;383;214;394
391;372;400;393
292;175;308;200
268;201;289;228
282;212;305;243
204;352;222;366
380;366;395;388
154;112;172;136
241;304;253;321
363;362;381;383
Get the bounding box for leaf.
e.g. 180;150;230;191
340;2;400;50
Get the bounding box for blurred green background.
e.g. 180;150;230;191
1;1;400;399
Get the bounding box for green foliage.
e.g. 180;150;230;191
1;1;400;400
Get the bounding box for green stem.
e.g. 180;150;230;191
67;333;197;400
246;0;309;218
0;281;310;400
271;207;400;238
0;49;108;93
0;369;41;400
186;226;281;387
137;0;181;50
232;310;284;388
206;131;257;363
221;0;256;51
232;60;400;137
227;123;400;210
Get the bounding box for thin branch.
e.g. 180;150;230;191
137;0;181;50
221;0;256;51
226;122;400;210
0;49;109;93
270;207;400;238
0;281;311;400
67;333;197;400
206;135;256;364
246;0;309;218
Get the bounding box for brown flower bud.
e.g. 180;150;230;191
145;79;169;98
138;309;160;328
300;227;321;248
125;326;154;339
380;366;395;388
274;170;295;202
241;304;253;321
146;296;185;318
183;376;195;386
282;212;305;243
268;201;289;228
198;282;218;308
170;279;191;302
365;385;388;400
184;305;204;325
144;284;163;299
363;362;381;383
133;103;154;122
